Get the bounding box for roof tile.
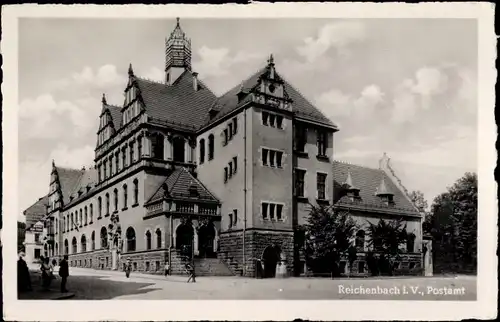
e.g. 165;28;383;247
23;195;49;229
333;161;418;214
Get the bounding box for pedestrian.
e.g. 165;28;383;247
41;257;51;291
165;261;170;276
58;255;69;293
17;252;32;292
185;262;196;283
125;258;132;278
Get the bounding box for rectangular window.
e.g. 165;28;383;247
232;118;238;134
34;234;40;243
145;261;150;271
295;169;306;197
262;202;268;219
115;153;120;172
223;129;228;146
229;162;233;178
295;124;307;152
228;123;233;140
233;156;237;174
317;130;327;156
262;111;269;125
317;173;327;200
228;213;233;229
276;151;283;168
122;148;127;167
276;204;283;220
269;203;275;220
130;142;135;163
276;115;283;129
233;209;237;226
262;149;268;166
269;114;276;127
269;150;276;167
224;167;228;183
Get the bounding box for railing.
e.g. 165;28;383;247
251;92;293;111
198;205;217;215
176;202;194;213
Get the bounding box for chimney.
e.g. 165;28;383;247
192;72;199;91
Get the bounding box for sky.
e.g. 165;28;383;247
18;18;478;221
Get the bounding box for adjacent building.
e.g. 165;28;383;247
23;18;424;277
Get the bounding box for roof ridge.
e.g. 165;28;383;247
333;159;383;172
184;168;219;201
55;165;83;172
216;65;267;99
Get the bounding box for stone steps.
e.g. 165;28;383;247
194;257;234;276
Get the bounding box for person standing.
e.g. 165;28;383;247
41;257;52;291
186;262;196;283
125;258;132;278
58;255;69;293
164;260;170;277
17;252;32;292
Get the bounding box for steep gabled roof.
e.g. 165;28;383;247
55;166;85;205
146;167;219;204
24;195;49;229
332;161;418;215
136;71;218;131
66;167;98;207
107;104;122;130
200;65;338;130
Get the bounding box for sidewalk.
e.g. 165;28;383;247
69;266;193;282
18;271;75;300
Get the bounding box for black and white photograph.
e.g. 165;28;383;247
2;3;496;321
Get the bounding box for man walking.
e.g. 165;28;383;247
185;261;196;283
59;255;69;293
125;258;132;278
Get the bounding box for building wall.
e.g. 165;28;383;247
24;228;44;263
294;124;335;227
197;109;252;232
251;106;294;231
59;171;149;256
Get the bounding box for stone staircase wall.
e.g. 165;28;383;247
194;257;234;276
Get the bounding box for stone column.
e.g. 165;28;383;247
193;229;199;256
143;132;151;157
184;139;190;163
165;135;173;161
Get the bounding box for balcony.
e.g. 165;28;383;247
251;92;293;112
145;200;220;218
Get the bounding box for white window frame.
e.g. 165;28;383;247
261;200;286;222
260;146;285;169
316;171;328;201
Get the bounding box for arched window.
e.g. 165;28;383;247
156;229;162;249
90;204;93;223
123;184;128;208
145;230;152;250
173;137;185;162
84;206;88;225
64;239;69;255
98;197;102;218
91;231;96;250
66;215;70;231
55;242;59;255
114;189;118;212
62;217;66;232
133;179;139;205
355;230;365;251
55;218;58;233
79;209;83;227
100;227;108;249
81;235;87;252
71;213;74;230
126;227;136;252
72;237;77;254
137;137;143;159
105;193;110;215
208;134;214;160
407;233;416;253
199;138;205;164
151;133;164;159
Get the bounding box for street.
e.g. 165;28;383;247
38;267;477;300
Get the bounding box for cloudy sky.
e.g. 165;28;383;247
18;18;477;220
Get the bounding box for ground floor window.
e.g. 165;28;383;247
133;262;137;271
155;261;160;271
145;261;150;271
34;249;41;259
358;261;365;273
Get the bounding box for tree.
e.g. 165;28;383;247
409;190;429;213
366;218;408;275
303;204;358;277
427;172;477;274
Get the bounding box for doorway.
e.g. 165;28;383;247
198;223;216;258
262;245;281;278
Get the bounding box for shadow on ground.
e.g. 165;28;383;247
19;271;161;300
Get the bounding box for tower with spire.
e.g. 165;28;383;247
375;176;394;205
165;17;192;85
343;168;361;201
